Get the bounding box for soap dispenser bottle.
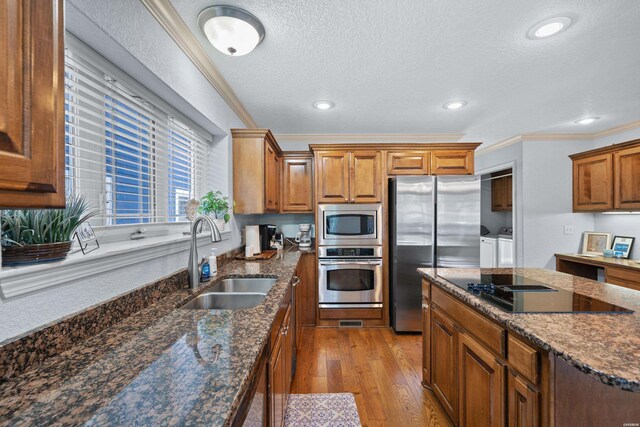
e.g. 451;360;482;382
209;248;218;276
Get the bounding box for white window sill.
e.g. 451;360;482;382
0;229;232;299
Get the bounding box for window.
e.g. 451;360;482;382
64;40;212;226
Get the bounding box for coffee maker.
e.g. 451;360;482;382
259;224;277;251
296;224;312;248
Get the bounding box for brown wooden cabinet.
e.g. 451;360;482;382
281;153;313;212
315;150;382;203
315;151;350;203
0;0;66;208
492;172;512;212
422;304;431;388
572;153;613;211
431;150;474;175
350;151;382;203
431;307;458;423
269;324;286;427
508;370;539;427
570;139;640;212
387;151;430;175
232;129;283;214
614;144;640;210
295;253;316;349
458;332;506;427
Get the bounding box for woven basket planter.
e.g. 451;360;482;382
1;241;73;267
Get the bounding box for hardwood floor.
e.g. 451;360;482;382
292;327;452;427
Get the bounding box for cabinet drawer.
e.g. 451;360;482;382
508;334;539;384
432;286;505;356
422;279;431;301
606;267;640;291
319;308;382;320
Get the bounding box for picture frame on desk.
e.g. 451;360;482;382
611;236;635;259
580;232;612;256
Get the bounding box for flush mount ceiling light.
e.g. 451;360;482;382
527;16;572;39
197;5;265;56
443;100;467;110
575;117;600;125
313;101;335;110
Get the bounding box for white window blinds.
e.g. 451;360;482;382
64;43;212;225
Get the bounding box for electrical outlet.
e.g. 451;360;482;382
564;225;575;235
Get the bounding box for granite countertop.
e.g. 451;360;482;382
0;247;311;426
419;268;640;392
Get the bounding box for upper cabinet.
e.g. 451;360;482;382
614;144;640;210
315;150;382;204
281;152;313;212
387;151;430;175
491;170;512;212
0;0;66;208
431;150;474;175
232;129;282;214
570;139;640;212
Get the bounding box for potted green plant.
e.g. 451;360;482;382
198;191;231;231
1;196;97;266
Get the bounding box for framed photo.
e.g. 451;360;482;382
611;236;635;259
74;222;100;255
581;232;612;256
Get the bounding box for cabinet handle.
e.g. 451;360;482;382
291;276;301;287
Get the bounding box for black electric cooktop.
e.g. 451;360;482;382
436;272;634;314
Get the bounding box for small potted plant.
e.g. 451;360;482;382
1;196;97;266
198;191;231;231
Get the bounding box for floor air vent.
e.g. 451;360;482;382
338;320;363;328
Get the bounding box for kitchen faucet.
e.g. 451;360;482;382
188;215;222;289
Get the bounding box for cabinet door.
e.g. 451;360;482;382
282;157;313;212
491;177;507;211
458;332;506;427
505;175;513;209
264;143;279;212
431;150;474;175
614;145;640;210
269;333;285;427
431;308;458;422
572;154;613;211
350;151;382;203
284;304;294;409
508;371;539;427
422;304;431;387
0;0;65;208
316;151;350;203
387;151;430;175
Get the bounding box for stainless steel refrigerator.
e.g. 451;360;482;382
389;175;480;332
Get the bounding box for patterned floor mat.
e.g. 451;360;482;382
284;393;362;427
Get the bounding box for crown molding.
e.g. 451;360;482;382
275;133;465;143
476;119;640;156
139;0;257;128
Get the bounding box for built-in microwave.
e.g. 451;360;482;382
317;204;382;246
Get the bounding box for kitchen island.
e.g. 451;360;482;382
419;267;640;427
0;247;312;426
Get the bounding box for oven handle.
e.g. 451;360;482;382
319;260;382;266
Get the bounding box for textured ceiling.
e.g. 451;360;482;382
170;0;640;146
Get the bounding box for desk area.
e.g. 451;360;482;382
555;253;640;291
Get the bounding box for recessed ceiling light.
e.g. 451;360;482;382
443;100;467;110
575;117;600;125
527;16;572;39
313;101;335;110
198;6;265;56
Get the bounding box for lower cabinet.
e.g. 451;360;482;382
269;302;293;427
508;371;539;427
421;305;431;387
431;308;458;422
458;332;506;427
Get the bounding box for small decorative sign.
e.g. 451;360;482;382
611;236;635;259
74;222;100;255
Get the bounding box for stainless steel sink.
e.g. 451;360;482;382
207;277;276;294
181;292;266;310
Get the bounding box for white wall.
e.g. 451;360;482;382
521;140;596;269
0;0;246;343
